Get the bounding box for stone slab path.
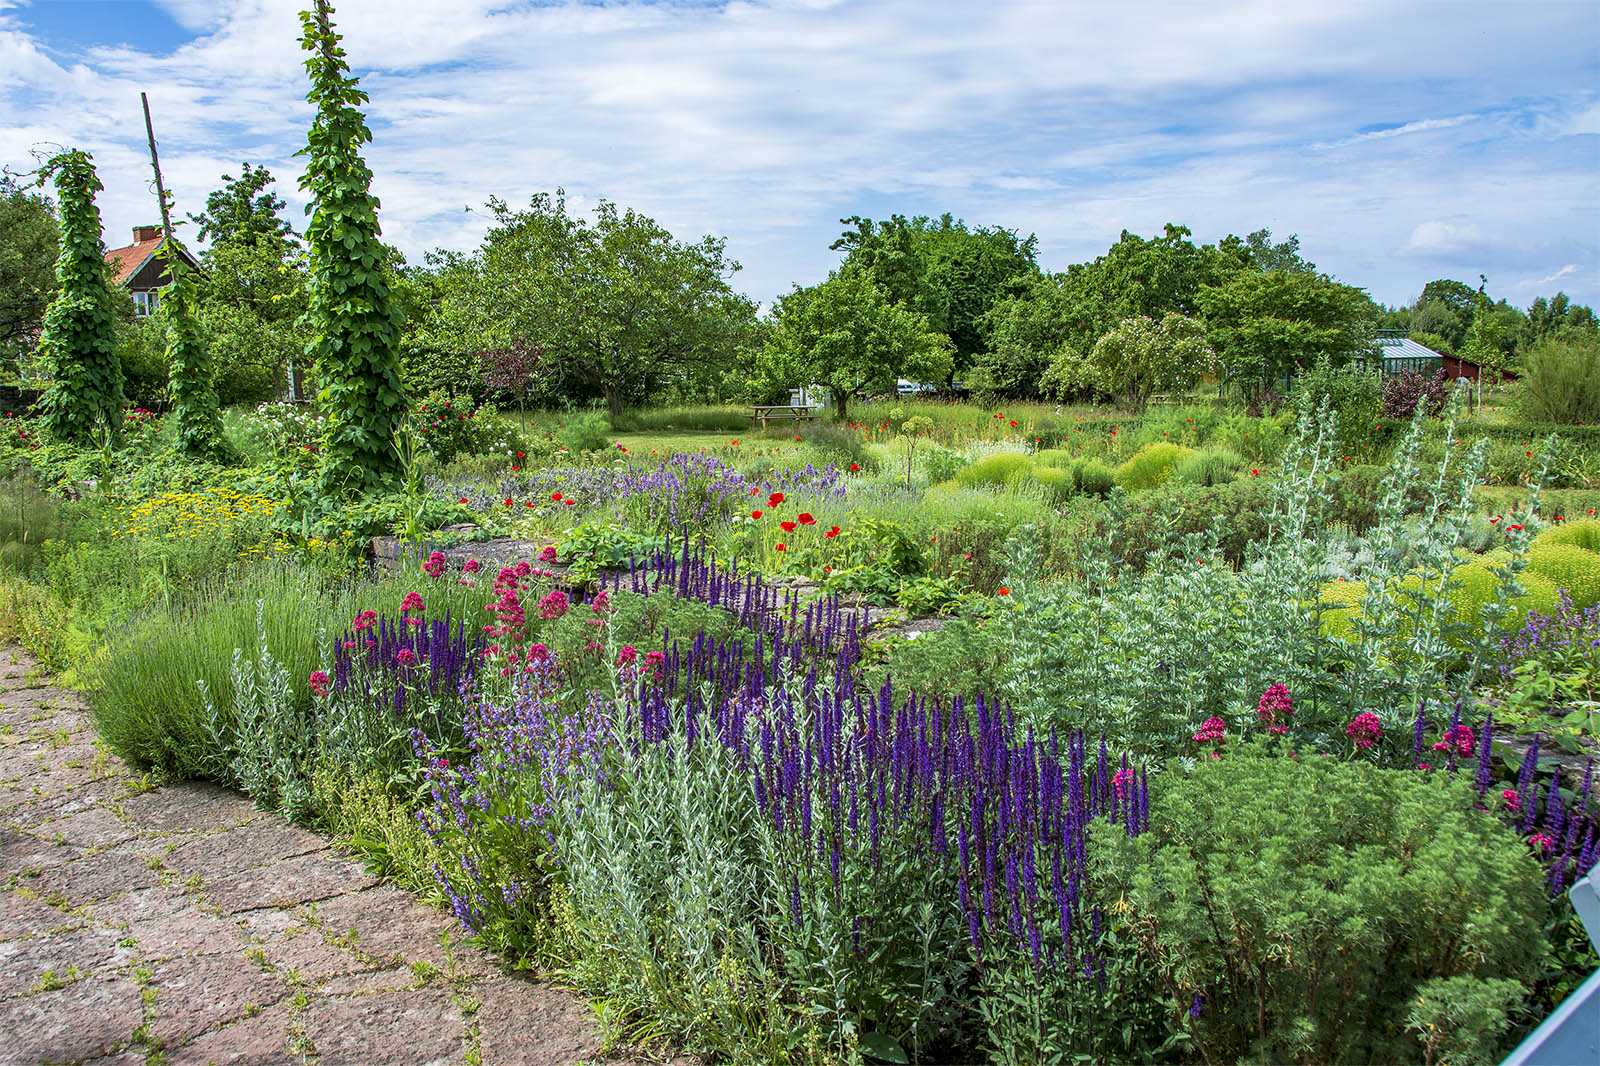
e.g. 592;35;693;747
0;648;646;1066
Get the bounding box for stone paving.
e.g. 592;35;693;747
0;648;637;1066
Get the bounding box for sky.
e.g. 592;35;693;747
2;0;1598;312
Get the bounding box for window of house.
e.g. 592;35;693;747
132;289;160;316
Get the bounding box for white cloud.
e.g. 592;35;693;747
1399;220;1489;258
2;0;1597;308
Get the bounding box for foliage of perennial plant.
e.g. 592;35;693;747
1096;745;1550;1066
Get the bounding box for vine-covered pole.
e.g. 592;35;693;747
298;0;409;498
140;92;225;458
35;150;124;448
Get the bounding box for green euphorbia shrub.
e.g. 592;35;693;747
1095;748;1549;1066
1113;441;1193;491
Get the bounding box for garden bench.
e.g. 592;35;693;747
749;404;819;429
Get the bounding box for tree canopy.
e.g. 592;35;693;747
1197;269;1379;397
190;163;295;253
760;266;952;421
0;175;58;368
1042;312;1218;411
831;213;1039;376
428;192;757;417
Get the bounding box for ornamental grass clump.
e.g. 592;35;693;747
1095;746;1550;1066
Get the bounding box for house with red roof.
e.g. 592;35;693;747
102;225;199;316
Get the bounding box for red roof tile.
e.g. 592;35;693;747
103;238;164;287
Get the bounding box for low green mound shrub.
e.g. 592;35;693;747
1095;748;1549;1066
954;451;1035;489
1317;579;1364;640
1113;442;1194;491
1536;518;1600;553
1071;458;1115;498
1528;540;1600;608
557;411;613;454
1171;446;1245;487
618;406;750;433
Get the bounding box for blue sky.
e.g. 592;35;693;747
3;0;1597;311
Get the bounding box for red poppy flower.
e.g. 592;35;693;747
516;451;524;458
798;513;815;525
795;436;803;441
1009;420;1018;427
524;501;533;508
730;439;740;446
824;528;839;539
503;499;513;506
769;492;785;506
997;587;1010;595
511;465;520;471
781;521;797;532
564;500;575;507
849;463;860;471
1250;469;1259;476
459;497;469;504
775;543;787;551
752;509;764;519
552;493;563;501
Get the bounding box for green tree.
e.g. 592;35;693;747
1198;269;1379;399
832;213;1039;376
1241;227;1316;274
189;163;295;251
0;175;58;369
35;150;124;446
298;0;408;496
759;267;952;422
970;224;1249;400
1042;312;1217;411
429;191;756;417
198;240;311;405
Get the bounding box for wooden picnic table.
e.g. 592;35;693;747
749;404;820;429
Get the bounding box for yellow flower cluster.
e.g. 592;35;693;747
110;488;280;542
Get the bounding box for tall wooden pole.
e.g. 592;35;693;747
139;92;175;242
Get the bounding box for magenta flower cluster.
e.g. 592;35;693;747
1255;684;1293;735
1345;712;1382;749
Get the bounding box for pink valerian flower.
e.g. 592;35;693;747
1528;833;1555;854
618;645;638;665
307;670;331;697
1112;768;1134;800
1345;712;1383;750
590;590;612;614
514;561;533;577
395;648;417;666
462;558;482;574
351;609;379;631
644;650;667;677
1501;788;1522;812
422;551;446;578
1256;684;1294;734
537;590;569;620
1431;724;1476;759
538;545;558;563
525;644;551;663
1192;717;1226;745
400;592;425;615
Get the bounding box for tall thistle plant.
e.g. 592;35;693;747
298;0;408;498
1342;394;1496;722
36;150;125;447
